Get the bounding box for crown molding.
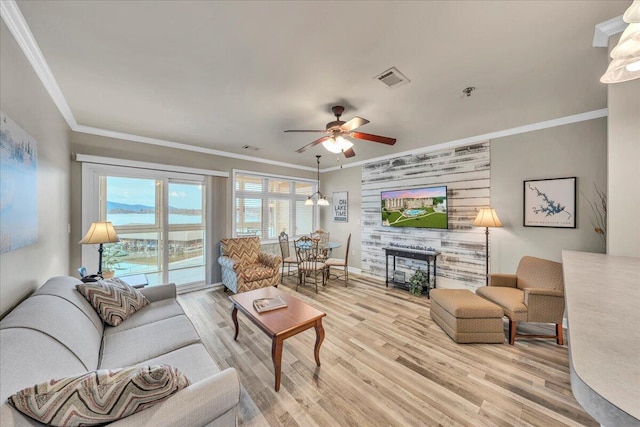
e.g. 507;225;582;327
73;125;317;172
322;108;609;172
593;15;626;47
0;0;77;127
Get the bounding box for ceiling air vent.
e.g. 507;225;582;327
374;67;410;89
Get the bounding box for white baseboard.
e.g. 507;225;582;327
176;282;216;294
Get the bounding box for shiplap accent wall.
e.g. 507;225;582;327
361;142;490;291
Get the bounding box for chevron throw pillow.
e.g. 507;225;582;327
77;277;149;326
8;365;190;426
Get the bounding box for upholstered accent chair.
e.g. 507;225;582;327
278;231;299;283
324;233;351;286
476;256;565;345
218;237;282;294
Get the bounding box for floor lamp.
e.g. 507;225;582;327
79;221;120;277
473;208;503;285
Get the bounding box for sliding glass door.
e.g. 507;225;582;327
83;164;206;287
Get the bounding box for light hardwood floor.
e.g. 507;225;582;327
178;274;597;427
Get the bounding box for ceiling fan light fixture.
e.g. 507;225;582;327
601;1;640;83
335;135;353;150
322;137;343;153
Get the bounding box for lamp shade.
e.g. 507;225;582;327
79;222;120;244
473;208;503;228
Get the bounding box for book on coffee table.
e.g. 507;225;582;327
253;296;288;313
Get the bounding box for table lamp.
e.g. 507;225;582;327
79;221;120;277
473;208;503;285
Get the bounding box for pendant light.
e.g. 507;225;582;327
305;155;330;206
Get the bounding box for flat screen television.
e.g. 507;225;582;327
381;186;448;229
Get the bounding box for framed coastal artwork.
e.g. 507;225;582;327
523;177;576;228
332;191;348;223
0;112;38;253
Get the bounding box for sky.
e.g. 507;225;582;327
107;177;202;209
381;186;447;200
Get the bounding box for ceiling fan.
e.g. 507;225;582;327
284;105;396;158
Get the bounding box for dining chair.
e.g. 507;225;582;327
278;231;299;283
294;236;326;293
311;229;330;260
325;233;351;286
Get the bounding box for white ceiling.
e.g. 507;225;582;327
13;0;628;169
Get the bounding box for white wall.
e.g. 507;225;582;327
0;22;71;317
489;118;607;273
607;78;640;257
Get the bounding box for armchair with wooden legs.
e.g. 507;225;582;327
476;256;565;345
324;233;351;286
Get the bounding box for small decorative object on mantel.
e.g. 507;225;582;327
253;296;288;313
332;191;348;222
409;268;428;296
523;177;576;228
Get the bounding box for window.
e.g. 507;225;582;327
233;171;316;240
82;163;207;287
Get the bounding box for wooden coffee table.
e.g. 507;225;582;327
229;286;326;391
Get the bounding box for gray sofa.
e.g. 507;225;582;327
0;276;240;426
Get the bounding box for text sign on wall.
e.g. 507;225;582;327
333;192;348;223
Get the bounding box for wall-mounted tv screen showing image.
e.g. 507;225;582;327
381;186;448;229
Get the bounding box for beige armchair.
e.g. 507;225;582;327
218;237;282;294
476;256;565;345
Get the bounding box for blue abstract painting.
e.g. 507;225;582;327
0;111;38;253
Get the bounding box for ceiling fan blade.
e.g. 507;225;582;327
295;136;330;153
343;147;356;158
284;129;326;133
340;117;369;132
350;132;396;145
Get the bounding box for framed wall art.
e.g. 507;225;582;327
0;111;38;254
332;191;348;223
523;177;576;228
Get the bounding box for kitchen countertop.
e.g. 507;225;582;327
562;250;640;426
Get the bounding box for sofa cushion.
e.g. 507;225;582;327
430;289;504;318
77;278;150;327
33;276;104;335
100;315;201;369
104;299;185;335
8;365;189;426
0;329;87;403
137;344;221;384
240;263;278;282
476;286;528;321
220;237;260;265
0;295;102;370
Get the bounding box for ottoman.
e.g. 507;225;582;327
430;289;505;343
